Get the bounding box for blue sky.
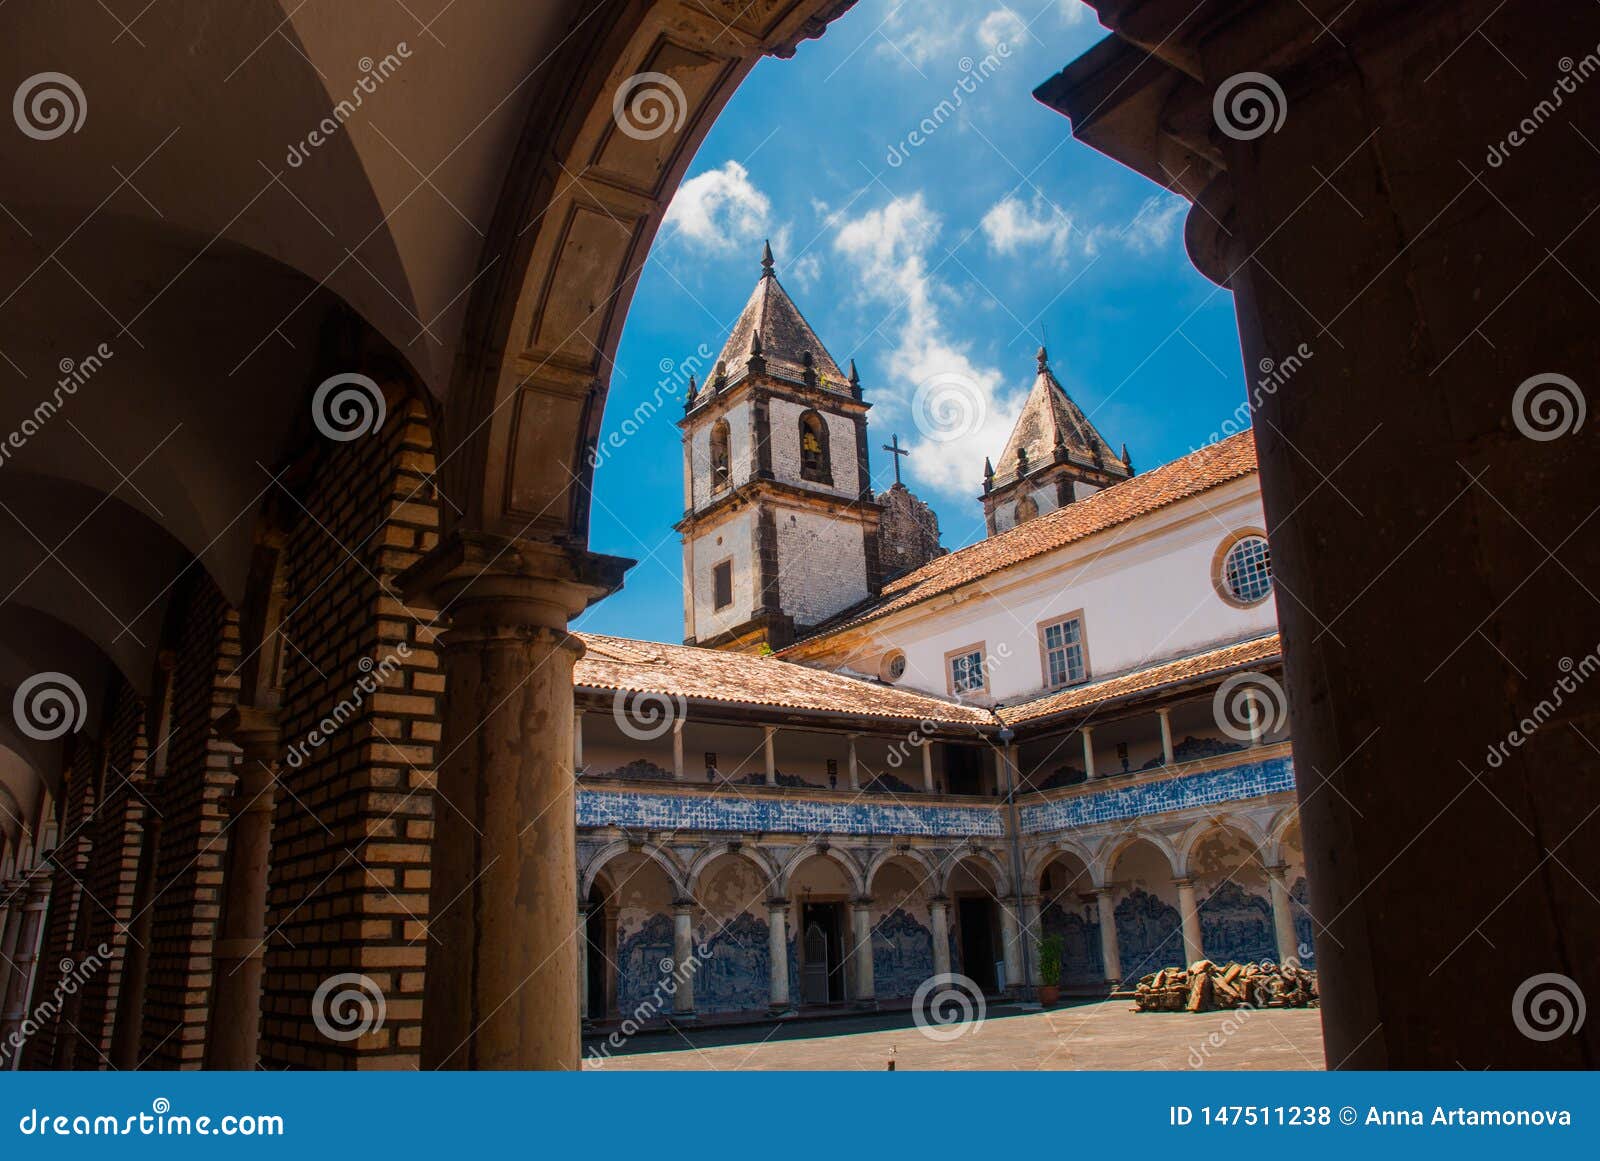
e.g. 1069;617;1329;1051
575;0;1249;642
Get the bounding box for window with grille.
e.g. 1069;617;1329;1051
949;648;986;695
712;560;733;610
1041;616;1086;688
1221;535;1273;604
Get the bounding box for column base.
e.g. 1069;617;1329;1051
768;1005;797;1019
851;999;879;1012
668;1011;698;1026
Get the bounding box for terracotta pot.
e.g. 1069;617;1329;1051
1039;984;1060;1006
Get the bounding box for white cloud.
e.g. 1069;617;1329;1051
1059;0;1095;25
1120;194;1188;254
832;193;1021;500
978;8;1028;52
980;193;1076;264
662;160;770;253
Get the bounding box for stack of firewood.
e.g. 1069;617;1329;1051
1131;960;1318;1013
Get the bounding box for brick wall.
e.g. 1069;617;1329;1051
140;579;240;1070
259;395;441;1069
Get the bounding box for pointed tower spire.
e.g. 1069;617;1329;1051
685;373;697;413
1036;345;1049;371
982;456;995;494
760;238;775;278
1122;441;1134;474
848;358;861;400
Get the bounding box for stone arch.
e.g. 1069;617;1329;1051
580;839;688;900
863;846;941;897
1177;815;1267;877
1097;831;1181;885
942;848;1010;898
777;842;865;897
797;409;831;483
1265;807;1300;866
436;0;854;545
1026;837;1101;891
685;842;779;898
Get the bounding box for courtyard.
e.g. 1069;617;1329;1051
585;1000;1326;1071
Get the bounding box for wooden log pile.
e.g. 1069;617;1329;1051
1131;960;1318;1012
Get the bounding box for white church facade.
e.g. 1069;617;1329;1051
573;252;1310;1031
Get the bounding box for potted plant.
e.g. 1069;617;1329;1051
1037;934;1064;1005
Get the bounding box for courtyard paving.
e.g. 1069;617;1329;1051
585;999;1326;1071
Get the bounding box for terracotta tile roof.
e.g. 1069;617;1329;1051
575;633;994;727
997;633;1282;726
783;430;1260;648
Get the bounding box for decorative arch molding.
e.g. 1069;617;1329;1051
776;841;866;897
863;845;941;896
1026;838;1102;890
943;847;1010;898
1177;815;1268;877
1265;807;1301;866
580;838;689;900
1098;831;1182;884
436;0;857;546
684;841;780;896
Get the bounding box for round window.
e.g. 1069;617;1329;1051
882;650;907;683
1220;535;1273;605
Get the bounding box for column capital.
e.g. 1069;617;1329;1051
765;897;790;911
671;897;697;913
1171;877;1195;890
217;705;282;765
927;893;949;906
399;530;633;633
851;896;874;909
1265;862;1290;880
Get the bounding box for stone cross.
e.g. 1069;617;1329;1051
882;433;909;485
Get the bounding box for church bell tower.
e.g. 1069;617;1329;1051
678;244;882;652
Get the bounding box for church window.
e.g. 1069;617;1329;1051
709;420;731;493
712;560;733;610
946;644;988;697
1218;533;1273;605
1039;614;1087;689
1014;492;1039;523
881;650;907;683
798;410;831;484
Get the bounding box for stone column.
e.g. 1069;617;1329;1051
1094;889;1121;985
672;718;684;781
1156;708;1174;767
929;896;951;978
999;899;1022;990
1174;879;1203;968
1022;895;1043;986
572;709;584;774
849;899;875;1007
766;899;792;1015
1081;727;1096;779
847;734;859;791
2;873;51;1063
1266;865;1300;967
577;901;590;1024
204;706;280;1070
0;881;22;1016
671;900;696;1020
402;534;629;1070
110;814;163;1069
921;740;935;792
763;725;777;786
